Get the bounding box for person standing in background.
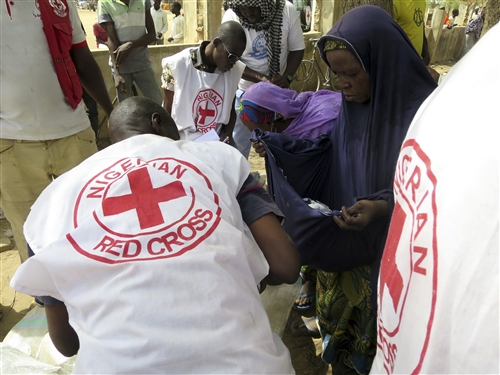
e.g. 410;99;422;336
446;8;459;28
98;0;163;104
1;0;114;264
392;0;426;57
392;0;439;82
460;11;485;58
168;2;184;43
222;0;305;159
151;0;168;45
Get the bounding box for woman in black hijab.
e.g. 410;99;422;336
312;5;436;374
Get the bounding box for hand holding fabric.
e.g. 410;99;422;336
334;199;389;231
252;141;267;157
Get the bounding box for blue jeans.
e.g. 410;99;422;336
114;67;162;105
232;89;253;159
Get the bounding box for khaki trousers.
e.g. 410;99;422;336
0;126;98;262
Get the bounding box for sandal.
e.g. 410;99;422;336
290;316;321;338
293;279;316;311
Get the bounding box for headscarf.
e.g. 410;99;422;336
466;12;485;39
227;0;285;77
239;100;276;124
239;82;341;138
317;5;436;209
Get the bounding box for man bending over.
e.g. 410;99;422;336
11;97;300;374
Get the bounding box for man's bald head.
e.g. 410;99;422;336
216;20;246;51
109;97;180;144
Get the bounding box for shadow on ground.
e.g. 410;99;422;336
283;308;331;375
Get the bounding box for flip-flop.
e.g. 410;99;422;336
290;316;321;338
293;290;316;311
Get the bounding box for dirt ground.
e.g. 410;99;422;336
0;8;455;372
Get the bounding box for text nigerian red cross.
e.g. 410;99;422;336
102;167;187;229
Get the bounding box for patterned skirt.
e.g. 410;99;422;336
315;265;377;375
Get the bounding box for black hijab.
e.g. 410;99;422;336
317;5;437;209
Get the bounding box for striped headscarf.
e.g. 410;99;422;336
227;0;285;77
238;100;276;124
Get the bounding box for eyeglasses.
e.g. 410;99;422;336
220;41;241;63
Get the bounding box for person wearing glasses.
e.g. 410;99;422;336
161;21;246;142
222;0;305;158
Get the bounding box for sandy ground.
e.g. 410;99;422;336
0;8;455;372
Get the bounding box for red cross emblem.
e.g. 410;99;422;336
377;139;438;375
193;89;223;133
198;101;216;125
69;156;221;264
102;167;186;229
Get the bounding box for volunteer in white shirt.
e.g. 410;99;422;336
11;96;301;374
371;22;500;375
161;21;246;141
167;1;184;43
222;0;305;158
150;0;168;45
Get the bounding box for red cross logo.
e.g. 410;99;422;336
101;167;186;229
193;89;222;133
380;203;405;312
198;101;215;125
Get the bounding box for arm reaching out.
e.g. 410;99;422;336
249;213;301;284
237;175;301;284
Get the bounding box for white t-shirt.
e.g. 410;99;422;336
11;135;294;374
371;24;500;375
222;2;305;90
150;7;168;36
1;0;90;140
161;47;245;140
170;14;184;43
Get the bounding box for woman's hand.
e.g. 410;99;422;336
252;142;267;157
333;199;389;231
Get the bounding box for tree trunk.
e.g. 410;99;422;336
481;0;500;37
341;0;393;18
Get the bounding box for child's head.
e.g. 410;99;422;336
208;21;246;73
